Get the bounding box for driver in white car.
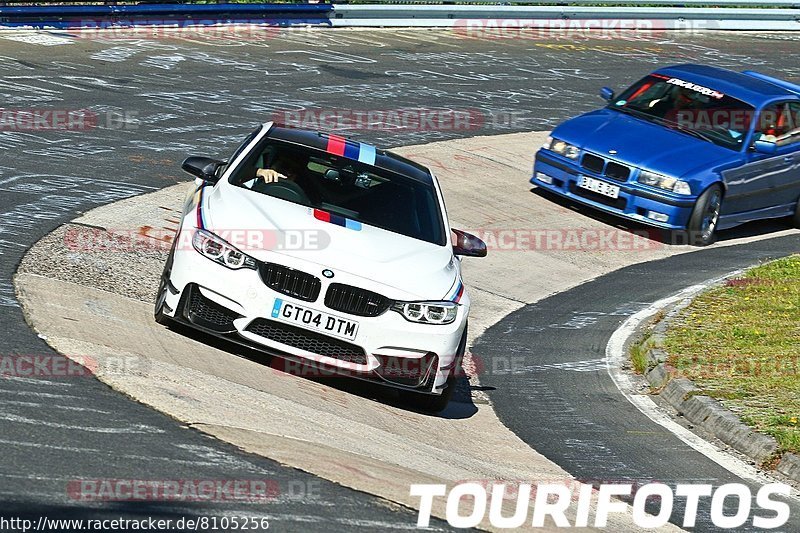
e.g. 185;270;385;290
256;154;306;184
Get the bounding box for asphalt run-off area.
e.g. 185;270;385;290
1;27;799;531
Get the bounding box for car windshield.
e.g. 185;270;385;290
229;139;446;246
610;74;756;150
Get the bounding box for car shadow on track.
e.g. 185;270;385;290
165;322;479;420
530;187;794;246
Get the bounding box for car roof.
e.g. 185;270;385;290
653;64;800;105
264;124;434;184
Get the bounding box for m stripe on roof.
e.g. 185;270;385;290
324;134;377;165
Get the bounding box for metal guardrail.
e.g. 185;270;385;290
0;0;796;4
0;3;331;15
328;3;800;29
0;1;798;31
0;3;332;28
353;0;800;5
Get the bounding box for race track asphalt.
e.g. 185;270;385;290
1;28;799;527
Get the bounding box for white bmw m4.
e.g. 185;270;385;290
155;123;486;411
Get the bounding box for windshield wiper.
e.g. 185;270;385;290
614;106;720;144
664;120;716;144
638;113;716;144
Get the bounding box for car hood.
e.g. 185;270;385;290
202;184;458;301
552;108;732;178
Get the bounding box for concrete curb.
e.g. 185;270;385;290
636;288;800;482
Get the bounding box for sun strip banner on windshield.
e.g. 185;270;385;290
313;208;362;231
325;134;377;166
665;77;725;99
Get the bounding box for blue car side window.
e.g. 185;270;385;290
755;102;800;147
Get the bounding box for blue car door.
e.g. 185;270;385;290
722;102;800;220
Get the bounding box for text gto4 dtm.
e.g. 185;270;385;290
154;123;487;412
534;64;800;245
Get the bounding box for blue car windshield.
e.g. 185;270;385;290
611;74;756;150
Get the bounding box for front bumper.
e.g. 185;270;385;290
163;246;466;395
532;152;696;231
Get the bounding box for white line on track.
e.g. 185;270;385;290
0;413;166;434
605;270;800;500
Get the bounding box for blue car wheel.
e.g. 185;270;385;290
686;184;723;247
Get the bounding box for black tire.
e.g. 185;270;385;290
400;325;467;413
792;198;800;229
685;184;723;246
402;375;456;414
154;240;177;326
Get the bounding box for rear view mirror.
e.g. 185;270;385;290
452;228;487;258
182;156;226;184
323;168;341;182
599;87;615;102
753;139;778;155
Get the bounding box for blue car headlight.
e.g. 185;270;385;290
637;170;692;195
192;229;257;270
543;136;580;160
391;301;459;325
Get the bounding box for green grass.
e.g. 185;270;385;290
630;341;649;374
663;255;800;456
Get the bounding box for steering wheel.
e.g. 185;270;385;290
254;179;311;205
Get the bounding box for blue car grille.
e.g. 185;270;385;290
580;153;631;182
581;153;605;174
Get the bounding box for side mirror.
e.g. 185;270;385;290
753;139;778;155
452;228;487;258
599;87;615;102
182;156;226;184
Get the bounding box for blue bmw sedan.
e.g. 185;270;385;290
533;64;800;245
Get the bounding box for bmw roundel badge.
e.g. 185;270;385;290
322;269;334;279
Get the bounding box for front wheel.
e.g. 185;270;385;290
791;198;800;228
685;184;723;246
154;241;177;326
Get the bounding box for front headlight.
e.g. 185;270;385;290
391;301;459;325
192;229;257;270
543;136;580;160
637;170;692;195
